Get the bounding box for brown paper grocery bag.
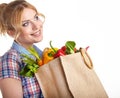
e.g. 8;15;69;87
35;51;108;98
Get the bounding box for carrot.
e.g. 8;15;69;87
37;59;43;66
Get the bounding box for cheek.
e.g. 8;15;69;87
18;32;29;40
20;29;31;37
21;26;32;33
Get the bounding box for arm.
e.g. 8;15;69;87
0;78;23;98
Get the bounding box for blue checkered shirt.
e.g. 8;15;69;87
0;41;44;98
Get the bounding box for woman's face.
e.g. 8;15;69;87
16;8;43;48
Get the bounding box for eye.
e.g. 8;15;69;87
22;21;30;27
34;15;40;21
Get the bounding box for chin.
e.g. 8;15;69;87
35;37;43;43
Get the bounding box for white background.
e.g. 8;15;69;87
0;0;120;98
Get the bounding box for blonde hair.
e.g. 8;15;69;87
0;0;45;35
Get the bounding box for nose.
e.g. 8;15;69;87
31;20;43;30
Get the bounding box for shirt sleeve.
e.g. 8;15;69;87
0;50;21;80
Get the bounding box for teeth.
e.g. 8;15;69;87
32;31;40;36
35;32;39;35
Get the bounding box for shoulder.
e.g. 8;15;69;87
0;48;21;80
1;48;20;62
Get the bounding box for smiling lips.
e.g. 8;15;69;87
31;30;41;37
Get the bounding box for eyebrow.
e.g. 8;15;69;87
22;13;37;23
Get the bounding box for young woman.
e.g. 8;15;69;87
0;0;45;97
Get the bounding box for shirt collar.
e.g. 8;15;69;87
11;41;30;55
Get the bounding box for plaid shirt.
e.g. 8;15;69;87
0;41;44;98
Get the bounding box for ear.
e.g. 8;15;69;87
7;30;15;37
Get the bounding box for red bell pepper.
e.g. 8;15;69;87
61;46;66;52
50;41;66;58
54;49;65;58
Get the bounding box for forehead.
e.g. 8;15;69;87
21;8;36;21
